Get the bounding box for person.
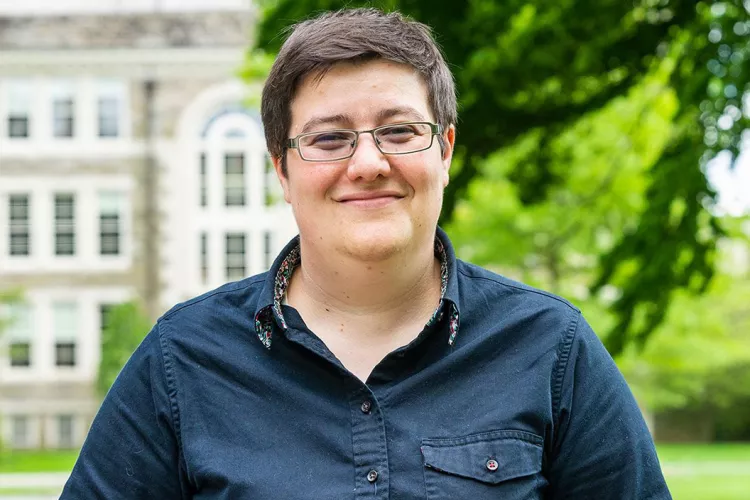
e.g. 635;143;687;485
62;8;671;499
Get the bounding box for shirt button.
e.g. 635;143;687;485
486;458;499;471
360;400;372;413
366;469;378;483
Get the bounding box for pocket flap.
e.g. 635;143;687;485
421;430;543;485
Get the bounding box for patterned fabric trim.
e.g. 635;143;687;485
255;237;458;348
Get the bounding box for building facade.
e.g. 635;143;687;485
0;7;297;449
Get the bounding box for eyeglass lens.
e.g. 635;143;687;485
298;123;433;160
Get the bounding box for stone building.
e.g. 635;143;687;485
0;4;297;449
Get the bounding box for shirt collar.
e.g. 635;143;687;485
254;227;461;349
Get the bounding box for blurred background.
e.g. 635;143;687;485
0;0;748;498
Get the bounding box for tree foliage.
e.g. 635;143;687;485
252;0;750;354
96;301;151;397
0;288;22;336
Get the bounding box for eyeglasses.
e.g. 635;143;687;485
286;121;442;162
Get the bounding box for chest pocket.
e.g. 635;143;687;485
421;430;546;500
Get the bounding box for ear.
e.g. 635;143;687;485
272;154;292;204
441;124;456;188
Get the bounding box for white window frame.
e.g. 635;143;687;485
5;80;32;139
5;303;33;369
51;81;76;139
96;80;127;139
225;232;246;281
11;415;30;449
54;193;76;256
224;153;246;207
99;191;123;256
8;193;31;256
57;414;75;449
53;302;78;368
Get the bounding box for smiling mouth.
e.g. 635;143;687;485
338;195;403;208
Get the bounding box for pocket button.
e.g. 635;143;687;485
485;459;499;472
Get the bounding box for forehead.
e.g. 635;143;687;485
289;59;432;133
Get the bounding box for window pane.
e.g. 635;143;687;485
225;233;246;280
53;302;77;341
6;82;31;139
100;304;114;334
8;116;29;138
264;154;275;207
6;303;32;340
11;416;29;448
99;192;122;256
224;154;245;206
200;232;208;284
58;415;74;449
264;232;273;270
98;96;119;137
10;343;31;367
9;194;31;256
53;98;75;138
55;194;76;256
200;153;207;207
55;343;76;367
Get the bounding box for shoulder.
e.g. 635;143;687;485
456;259;580;314
156;273;269;339
453;259;584;351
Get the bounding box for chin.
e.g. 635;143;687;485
339;222;411;262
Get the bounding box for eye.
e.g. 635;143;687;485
302;131;354;150
380;125;418;137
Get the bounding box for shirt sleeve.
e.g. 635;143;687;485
546;313;672;499
60;323;190;499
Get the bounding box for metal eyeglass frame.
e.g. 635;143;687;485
286;121;443;162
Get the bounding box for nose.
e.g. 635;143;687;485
346;132;391;182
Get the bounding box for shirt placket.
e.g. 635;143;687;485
349;387;390;499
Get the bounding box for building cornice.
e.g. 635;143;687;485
0;47;248;77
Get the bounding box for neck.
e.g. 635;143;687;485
287;234;441;332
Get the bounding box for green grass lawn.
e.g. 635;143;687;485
0;449;79;473
657;443;750;500
657;443;750;462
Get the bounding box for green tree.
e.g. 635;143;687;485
251;0;750;355
96;301;151;397
0;288;22;335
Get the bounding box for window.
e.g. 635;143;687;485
6;82;31;138
53;97;75;138
54;194;75;256
225;153;246;206
52;81;76;138
99;192;122;256
264;154;275;207
53;302;77;367
11;415;29;448
264;231;273;270
200;153;208;207
9;194;30;256
58;415;75;449
99;304;114;335
225;233;246;281
97;80;125;138
200;232;208;284
98;97;119;137
6;304;32;368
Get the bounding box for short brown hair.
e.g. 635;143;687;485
260;8;457;174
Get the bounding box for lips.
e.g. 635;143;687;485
337;191;405;202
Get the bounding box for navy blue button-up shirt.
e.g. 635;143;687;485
62;229;671;499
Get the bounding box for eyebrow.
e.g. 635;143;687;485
299;106;428;135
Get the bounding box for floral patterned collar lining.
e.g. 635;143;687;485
254;238;460;349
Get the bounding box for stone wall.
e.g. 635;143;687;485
0;11;255;50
